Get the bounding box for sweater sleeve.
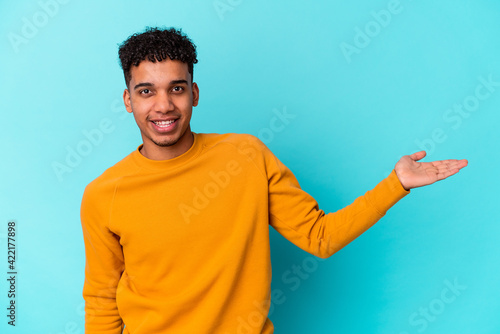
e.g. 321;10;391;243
80;181;125;333
260;141;410;258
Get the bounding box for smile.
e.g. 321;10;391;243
152;120;176;127
150;119;178;133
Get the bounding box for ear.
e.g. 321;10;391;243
192;82;199;107
123;89;133;113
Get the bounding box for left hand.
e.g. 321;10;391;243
394;151;468;190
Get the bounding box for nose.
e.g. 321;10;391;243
154;91;174;113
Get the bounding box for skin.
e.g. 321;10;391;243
123;58;199;161
123;58;467;189
394;151;468;190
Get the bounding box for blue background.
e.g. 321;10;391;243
1;0;499;333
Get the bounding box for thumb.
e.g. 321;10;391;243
409;150;426;161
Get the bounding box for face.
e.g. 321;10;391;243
123;59;199;160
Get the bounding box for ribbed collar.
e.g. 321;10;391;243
131;132;204;171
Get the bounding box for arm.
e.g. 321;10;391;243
261;141;467;258
81;183;125;333
267;156;409;258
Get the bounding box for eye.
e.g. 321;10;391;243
139;88;151;95
172;86;184;93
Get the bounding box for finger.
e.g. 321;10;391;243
431;158;468;167
432;161;460;169
431;159;456;166
458;159;468;168
425;161;462;176
451;160;468;170
436;168;460;180
432;160;468;171
409;150;426;161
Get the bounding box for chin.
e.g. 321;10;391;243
152;137;180;147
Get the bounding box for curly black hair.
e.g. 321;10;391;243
118;27;198;87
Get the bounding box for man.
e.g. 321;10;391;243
80;27;467;334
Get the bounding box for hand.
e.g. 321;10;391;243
394;151;468;190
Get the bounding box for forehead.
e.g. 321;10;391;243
129;59;190;85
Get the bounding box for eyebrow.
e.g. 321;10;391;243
133;80;189;90
134;82;153;90
171;79;189;85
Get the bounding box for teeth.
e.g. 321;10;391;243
153;120;175;127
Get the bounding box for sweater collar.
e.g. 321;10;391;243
131;132;204;171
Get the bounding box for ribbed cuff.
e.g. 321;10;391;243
366;169;410;216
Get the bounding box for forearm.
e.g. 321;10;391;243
270;169;409;258
317;169;409;256
83;271;124;333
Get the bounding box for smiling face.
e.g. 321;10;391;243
123;58;199;160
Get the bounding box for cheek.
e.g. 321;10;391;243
177;98;194;110
132;112;144;127
131;100;152;113
130;103;150;123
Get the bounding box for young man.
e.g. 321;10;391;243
80;27;467;334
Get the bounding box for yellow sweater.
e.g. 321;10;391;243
80;133;410;333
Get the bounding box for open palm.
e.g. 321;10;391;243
394;151;468;190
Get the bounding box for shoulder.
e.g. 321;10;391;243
82;150;140;201
198;132;269;155
196;133;279;177
198;132;261;146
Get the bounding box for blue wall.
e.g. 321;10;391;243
1;0;499;333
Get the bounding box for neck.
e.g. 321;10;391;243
140;131;195;161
